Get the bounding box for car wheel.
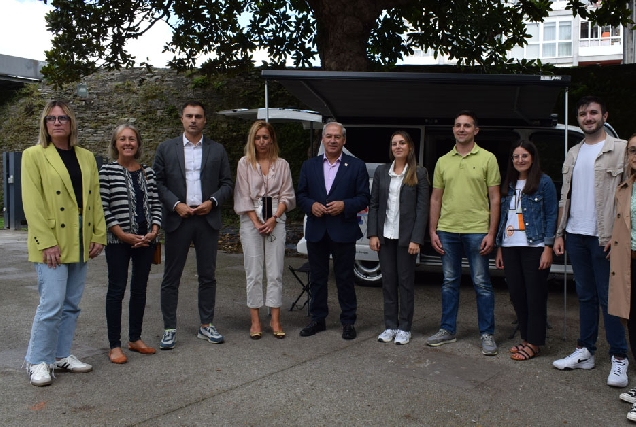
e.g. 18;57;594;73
353;260;382;287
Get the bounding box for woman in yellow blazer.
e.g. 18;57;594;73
21;100;106;387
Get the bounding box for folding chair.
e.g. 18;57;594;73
288;262;312;316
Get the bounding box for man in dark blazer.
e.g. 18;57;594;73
296;122;370;340
153;100;233;349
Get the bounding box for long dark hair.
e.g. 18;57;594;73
501;140;543;196
389;130;418;186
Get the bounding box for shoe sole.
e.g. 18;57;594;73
30;379;52;387
378;337;394;343
300;326;326;337
482;349;498;356
54;366;92;373
159;344;174;350
426;338;456;347
197;333;224;344
628;412;636;422
620;394;636;404
553;364;595;370
608;379;629;388
395;341;410;345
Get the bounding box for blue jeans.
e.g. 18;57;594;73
565;232;628;357
25;262;88;364
438;231;495;335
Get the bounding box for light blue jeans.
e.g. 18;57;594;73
438;231;495;335
25;261;88;364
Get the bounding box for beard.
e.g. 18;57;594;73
581;120;604;135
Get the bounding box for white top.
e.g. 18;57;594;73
566;140;605;236
383;162;407;240
502;180;542;247
183;134;203;206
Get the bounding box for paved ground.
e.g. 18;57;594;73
0;228;634;426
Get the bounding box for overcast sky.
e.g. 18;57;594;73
1;0;186;66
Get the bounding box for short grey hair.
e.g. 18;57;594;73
322;121;346;138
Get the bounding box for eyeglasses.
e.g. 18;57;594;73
512;153;530;161
628;147;636;156
45;115;70;123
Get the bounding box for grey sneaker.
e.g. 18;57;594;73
160;329;176;350
377;329;398;343
480;333;498;355
621;387;636;404
29;362;52;387
54;355;92;372
394;330;411;345
198;325;224;344
426;329;456;347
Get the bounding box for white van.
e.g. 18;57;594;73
259;70;615;286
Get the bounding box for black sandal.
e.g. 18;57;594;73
511;344;539;361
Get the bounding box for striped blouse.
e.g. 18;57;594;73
99;162;162;245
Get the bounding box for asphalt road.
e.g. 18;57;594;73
0;229;633;426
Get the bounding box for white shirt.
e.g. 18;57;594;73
183;133;203;206
567;140;605;236
383;162;407;239
502;180;542;247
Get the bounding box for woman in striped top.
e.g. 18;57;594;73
99;124;162;364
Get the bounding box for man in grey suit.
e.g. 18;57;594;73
153;100;233;349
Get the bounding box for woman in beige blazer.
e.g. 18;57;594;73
609;133;636;421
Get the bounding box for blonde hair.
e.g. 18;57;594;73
389;130;418;186
37;100;78;148
109;124;143;160
244;120;279;167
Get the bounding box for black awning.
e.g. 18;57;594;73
261;70;570;127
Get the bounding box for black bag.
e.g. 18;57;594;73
261;196;273;220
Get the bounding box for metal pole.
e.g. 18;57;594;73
563;87;569;341
265;80;269;123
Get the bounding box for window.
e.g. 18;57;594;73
580;21;622;47
511;20;572;59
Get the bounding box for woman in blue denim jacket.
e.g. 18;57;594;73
495;140;557;361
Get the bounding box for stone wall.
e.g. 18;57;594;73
0;67;311;215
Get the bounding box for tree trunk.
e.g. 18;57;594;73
307;0;412;71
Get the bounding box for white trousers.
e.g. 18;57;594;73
239;214;286;308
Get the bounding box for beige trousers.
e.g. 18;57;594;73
239;213;286;308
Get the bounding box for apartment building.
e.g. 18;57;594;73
401;0;623;67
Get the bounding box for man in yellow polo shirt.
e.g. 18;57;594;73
426;110;501;355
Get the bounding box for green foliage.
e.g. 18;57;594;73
39;0;633;85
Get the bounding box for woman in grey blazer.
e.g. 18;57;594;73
368;131;429;345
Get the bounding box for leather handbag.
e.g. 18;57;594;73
152;242;161;265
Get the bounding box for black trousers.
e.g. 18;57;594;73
105;241;154;348
307;234;357;325
161;215;219;329
501;246;549;346
378;239;416;331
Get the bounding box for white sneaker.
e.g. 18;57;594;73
394;330;411;345
29;362;52;387
628;403;636;422
621;387;636;404
552;347;595;370
608;356;629;387
377;329;397;343
54;355;92;373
